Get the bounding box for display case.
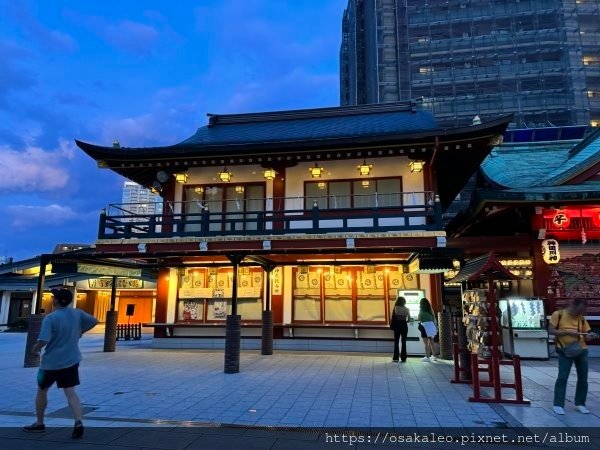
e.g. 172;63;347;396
499;297;549;359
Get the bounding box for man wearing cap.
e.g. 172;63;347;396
23;288;98;438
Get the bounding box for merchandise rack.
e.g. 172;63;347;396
450;253;530;404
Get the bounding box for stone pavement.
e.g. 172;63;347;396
0;332;598;449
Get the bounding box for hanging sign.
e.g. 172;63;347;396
88;278;143;289
542;239;561;264
271;267;282;295
551;210;570;229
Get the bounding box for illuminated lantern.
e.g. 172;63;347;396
592;210;600;228
541;239;561;265
552;210;570;229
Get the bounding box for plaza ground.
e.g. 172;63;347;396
0;331;598;449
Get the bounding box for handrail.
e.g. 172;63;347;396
99;191;441;239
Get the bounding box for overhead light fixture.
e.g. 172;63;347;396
194;186;204;194
263;168;277;180
156;171;170;183
361;180;370;188
317;182;326;190
409;160;425;173
218;167;232;182
151;180;162;194
235;185;245;194
357;160;373;176
309;163;325;178
175;173;188;184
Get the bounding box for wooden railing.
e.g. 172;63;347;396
98;192;442;239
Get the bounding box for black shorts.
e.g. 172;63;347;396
37;363;80;389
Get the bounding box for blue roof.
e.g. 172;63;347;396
481;128;600;189
177;102;437;147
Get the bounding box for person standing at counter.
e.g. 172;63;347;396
418;298;437;362
390;296;410;363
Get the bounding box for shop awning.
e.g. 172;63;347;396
408;255;455;274
449;253;518;283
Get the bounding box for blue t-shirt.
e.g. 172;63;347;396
38;307;98;370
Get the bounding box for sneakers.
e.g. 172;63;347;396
72;420;84;439
575;405;590;414
23;423;45;433
422;356;430;362
553;406;565;415
392;359;399;363
430;355;438;361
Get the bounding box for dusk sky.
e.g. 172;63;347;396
0;0;347;260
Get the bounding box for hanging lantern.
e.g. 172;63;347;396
194;186;204;194
361;180;370;188
409;160;425;173
309;163;325;178
218;167;232;182
263;168;277;181
174;173;188;184
317;182;326;190
551;210;570;229
235;185;245;194
357;160;373;176
541;239;561;265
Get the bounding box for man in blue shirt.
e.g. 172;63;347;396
23;288;98;438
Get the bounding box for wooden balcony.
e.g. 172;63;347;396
98;192;442;240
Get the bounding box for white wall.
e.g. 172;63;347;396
285;156;424;199
180;165;273;204
179;156;424;204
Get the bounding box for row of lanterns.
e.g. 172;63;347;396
171;159;426;185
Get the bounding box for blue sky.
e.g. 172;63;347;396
0;0;347;260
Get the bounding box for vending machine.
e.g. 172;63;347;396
499;297;549;359
394;289;426;355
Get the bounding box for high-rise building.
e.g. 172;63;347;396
121;181;162;217
340;0;600;128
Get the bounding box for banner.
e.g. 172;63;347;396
271;267;282;295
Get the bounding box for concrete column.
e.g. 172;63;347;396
24;256;48;368
261;267;274;355
224;255;244;373
0;291;11;326
224;314;241;374
104;277;118;352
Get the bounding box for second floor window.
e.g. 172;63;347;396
305;177;403;209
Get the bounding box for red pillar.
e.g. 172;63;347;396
154;268;170;338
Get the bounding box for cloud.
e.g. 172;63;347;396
6;2;77;53
5;203;96;230
0;40;37;104
52;92;98;108
99;20;159;56
0;140;75;193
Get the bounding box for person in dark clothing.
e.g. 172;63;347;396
390;296;410;363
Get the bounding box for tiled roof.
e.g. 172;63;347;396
481;128;600;188
178;102;437;147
